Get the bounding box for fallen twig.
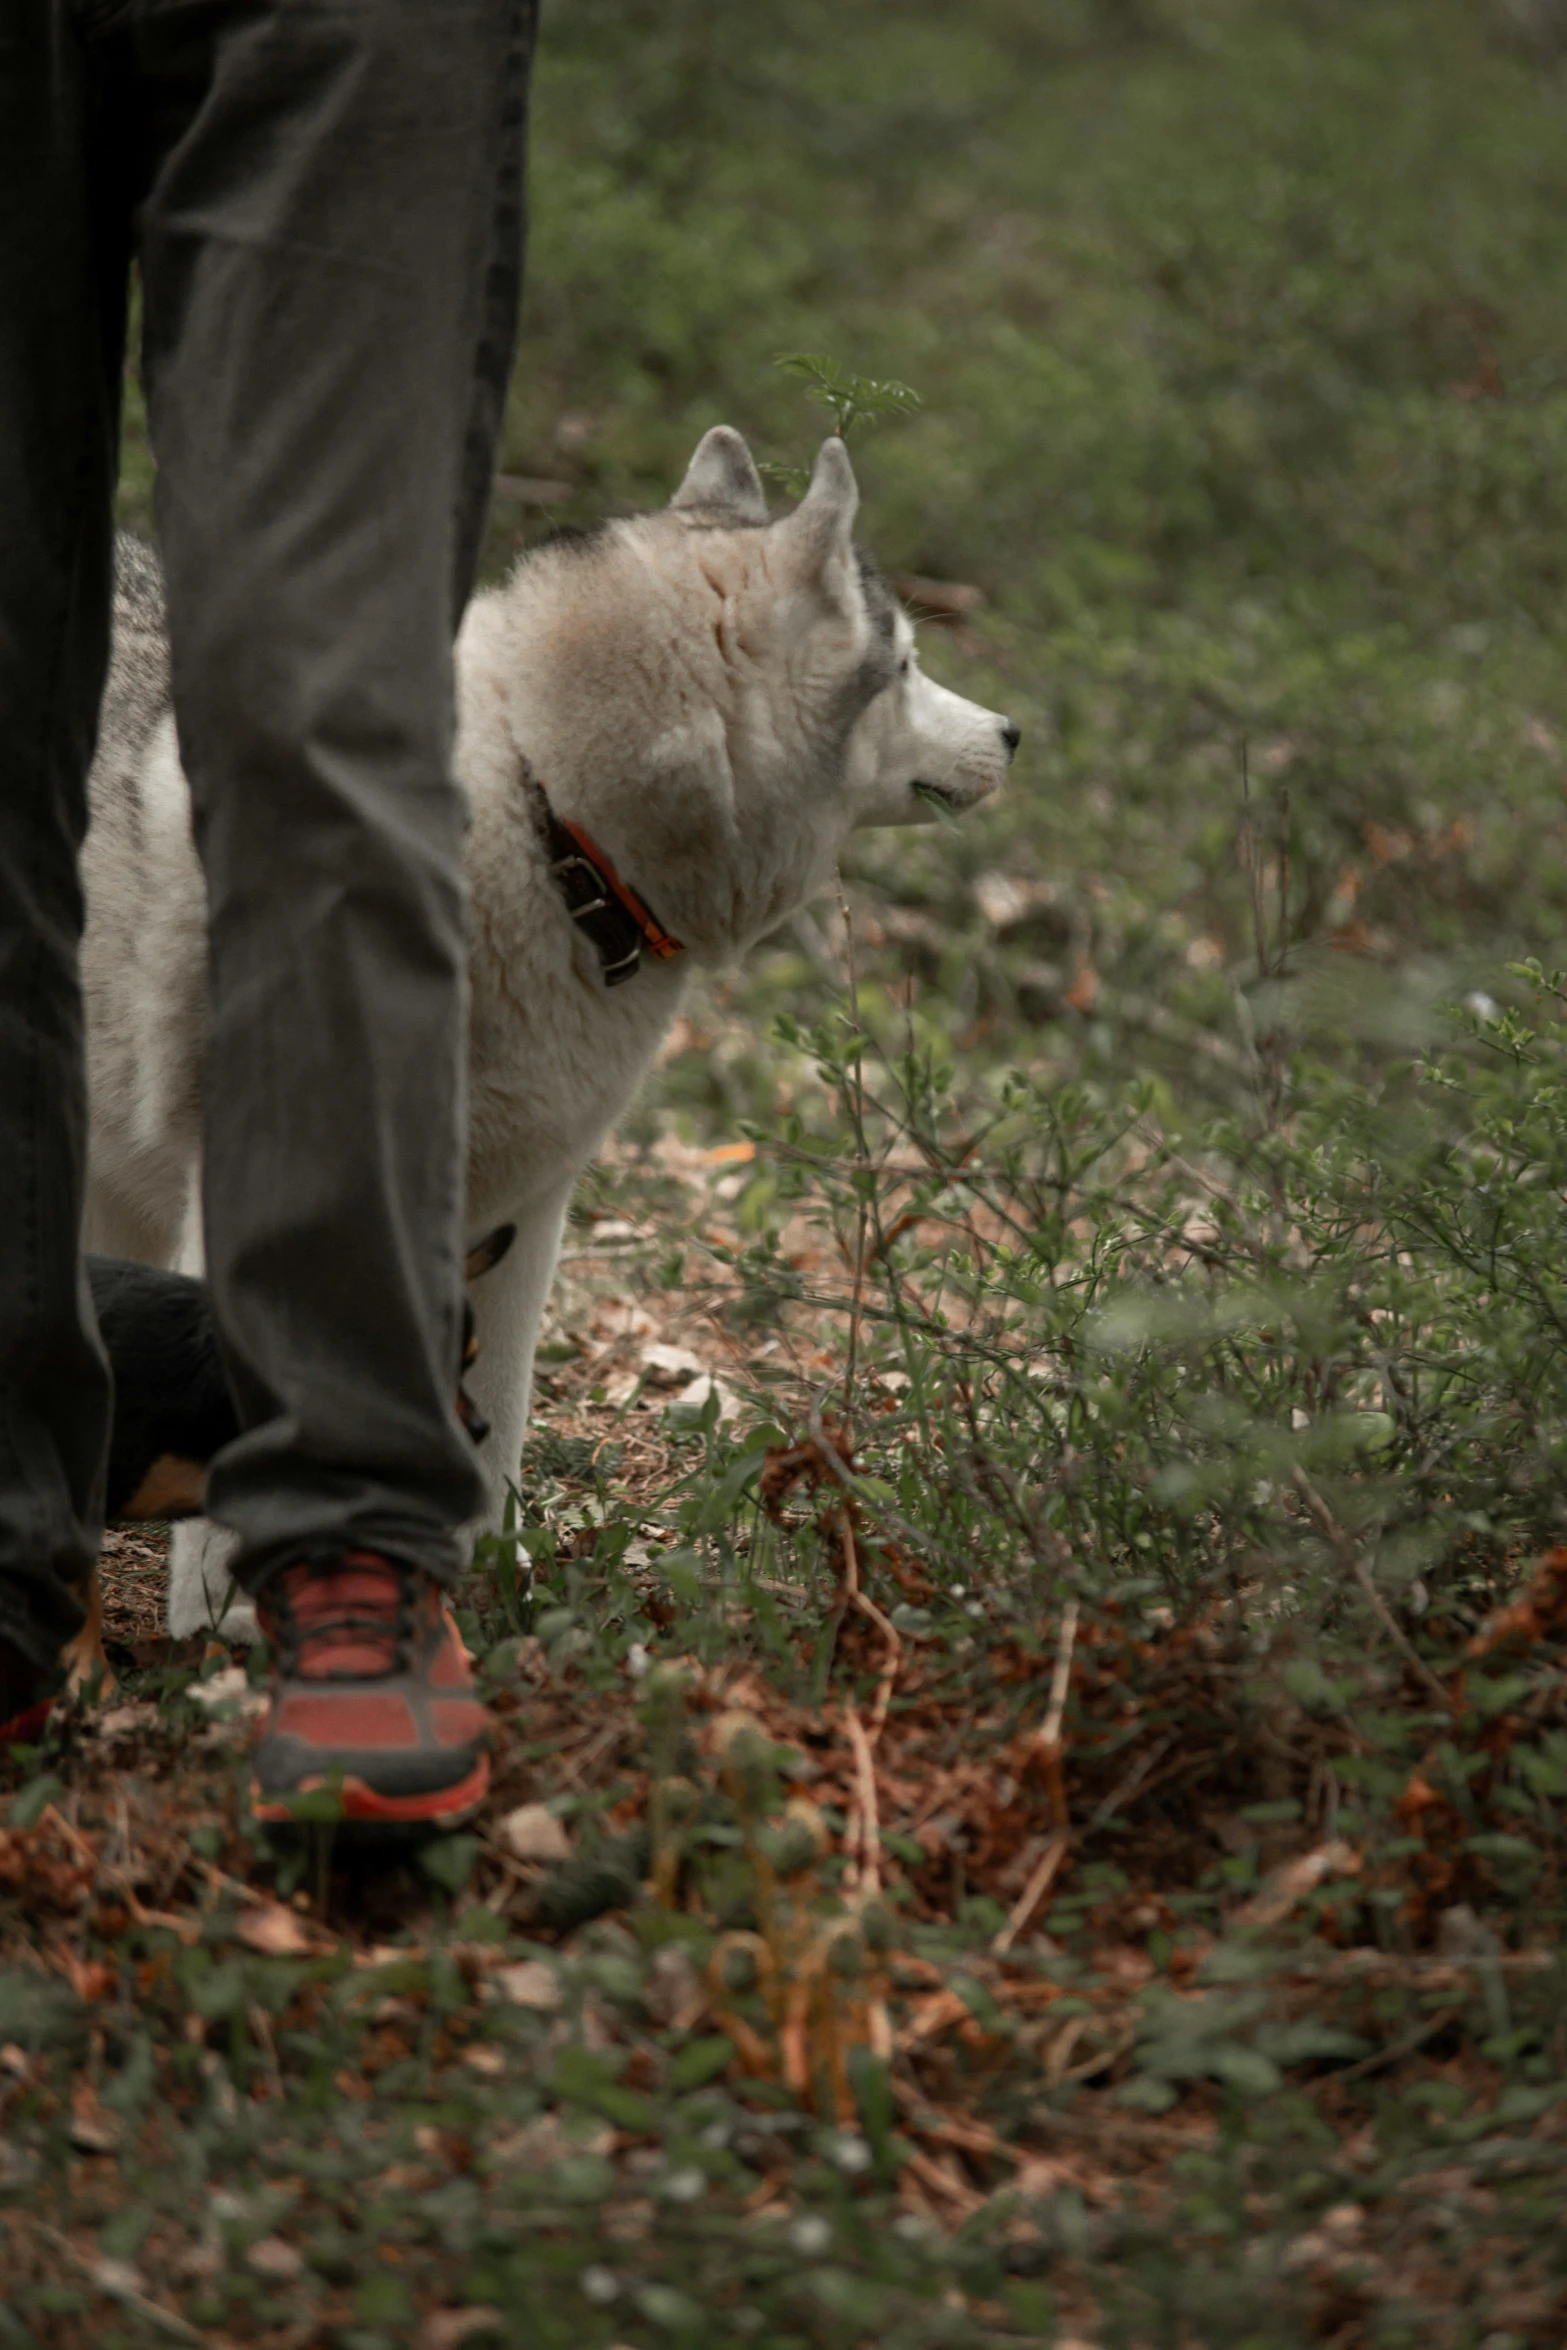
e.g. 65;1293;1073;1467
1320;2006;1461;2089
992;1832;1070;1956
901;2144;987;2218
807;1391;973;1579
897;1986;975;2050
1272;1947;1559;1986
39;2224;202;2343
1031;1595;1079;1811
993;1599;1079;1954
841;1518;901;1743
1292;1468;1452;1709
843;1706;882;1899
807;1402;904;1743
1083;1733;1173;1836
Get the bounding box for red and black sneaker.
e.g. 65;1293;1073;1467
0;1639;55;1749
251;1553;490;1828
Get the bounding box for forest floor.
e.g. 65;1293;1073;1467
2;1133;1565;2349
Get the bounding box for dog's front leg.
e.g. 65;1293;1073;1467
167;1520;258;1643
463;1182;574;1543
167;1184;573;1629
61;1566;114;1699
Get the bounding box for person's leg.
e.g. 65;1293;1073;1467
0;5;127;1700
130;0;535;1813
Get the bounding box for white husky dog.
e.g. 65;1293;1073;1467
80;429;1017;1635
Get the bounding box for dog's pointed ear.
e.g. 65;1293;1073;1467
781;436;859;587
671;426;768;524
464;1222;516;1282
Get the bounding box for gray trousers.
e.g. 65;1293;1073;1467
0;0;535;1666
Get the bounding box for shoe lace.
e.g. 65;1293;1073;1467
265;1559;418;1680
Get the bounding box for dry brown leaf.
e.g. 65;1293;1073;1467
69;2078;119;2155
673;1372;741;1423
233;1901;335;1958
640;1340;709;1385
497;1802;572;1863
1468;1544;1567;1658
420;2311;505;2350
54;1952;114;2003
1233;1840;1361;1930
91;1702;159;1740
245;2237;305;2281
186;1666;264;1715
492;1959;562;2011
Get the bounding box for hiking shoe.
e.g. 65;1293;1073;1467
251;1553;490;1827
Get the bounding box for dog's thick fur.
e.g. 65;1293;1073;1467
80;430;1016;1634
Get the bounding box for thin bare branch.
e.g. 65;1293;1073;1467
1291;1466;1452;1709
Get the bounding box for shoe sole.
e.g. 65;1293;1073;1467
250;1749;489;1829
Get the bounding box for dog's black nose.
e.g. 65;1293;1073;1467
1001;720;1021;758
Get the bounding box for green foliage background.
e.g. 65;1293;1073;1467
487;0;1567;1085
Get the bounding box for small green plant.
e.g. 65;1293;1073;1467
774;352;922;441
758;352;922;493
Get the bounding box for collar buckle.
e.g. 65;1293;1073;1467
548;850;611;921
601;944;642;987
523;763;685;987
